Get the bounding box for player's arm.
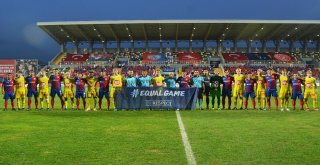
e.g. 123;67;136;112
2;81;4;94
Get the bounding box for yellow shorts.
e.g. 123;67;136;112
87;90;97;98
279;89;290;99
39;90;49;99
15;90;26;99
256;90;266;98
110;87;122;98
233;88;244;97
304;89;317;99
63;90;74;98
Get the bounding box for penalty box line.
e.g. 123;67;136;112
176;111;197;165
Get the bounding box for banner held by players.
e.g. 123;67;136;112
115;87;198;110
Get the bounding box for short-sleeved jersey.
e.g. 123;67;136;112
265;74;279;90
98;76;110;90
176;76;190;88
124;76;137;87
279;75;289;89
25;76;37;91
256;76;266;90
49;75;63;89
138;75;151;87
189;76;204;88
203;75;211;88
164;77;177;88
63;78;73;91
210;75;223;91
15;76;26;91
75;77;86;92
152;76;165;87
233;74;245;89
86;77;98;90
38;76;49;90
110;75;123;87
290;78;303;93
2;79;14;93
244;79;256;93
222;76;234;91
304;77;317;90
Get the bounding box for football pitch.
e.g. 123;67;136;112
0;95;319;164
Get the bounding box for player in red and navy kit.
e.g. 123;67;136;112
25;71;38;110
290;74;304;110
2;73;15;110
98;71;110;111
75;73;86;110
176;71;190;88
222;70;234;110
49;69;65;109
265;69;279;110
243;74;256;110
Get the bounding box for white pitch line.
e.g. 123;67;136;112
176;111;197;165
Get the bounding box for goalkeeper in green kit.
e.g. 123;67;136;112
210;70;223;110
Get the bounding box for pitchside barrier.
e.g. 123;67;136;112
115;87;198;110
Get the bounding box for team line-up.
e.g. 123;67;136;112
1;67;318;111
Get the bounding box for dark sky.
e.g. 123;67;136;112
1;0;320;61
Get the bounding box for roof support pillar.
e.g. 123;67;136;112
117;41;120;52
203;40;207;51
316;40;320;52
262;40;267;53
160;41;163;53
289;40;294;53
175;40;178;52
88;41;93;53
275;40;280;52
145;41;149;52
302;40;308;53
60;43;66;52
247;40;252;53
74;42;79;54
189;40;192;52
103;41;107;53
217;40;222;54
131;41;134;52
233;40;238;52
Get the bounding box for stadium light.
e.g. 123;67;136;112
261;27;264;30
287;34;290;37
317;34;320;37
93;28;96;31
295;27;298;30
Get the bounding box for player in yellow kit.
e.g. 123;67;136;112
38;70;50;110
255;69;266;110
304;70;318;111
233;68;245;110
152;68;165;87
86;71;98;111
14;72;26;110
279;69;291;111
110;68;123;111
63;72;75;110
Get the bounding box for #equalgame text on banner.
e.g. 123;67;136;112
115;87;198;110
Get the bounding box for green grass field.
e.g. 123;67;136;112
0;92;319;164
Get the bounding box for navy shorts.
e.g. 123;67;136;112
222;89;232;97
98;90;109;99
75;91;86;99
266;89;278;98
3;92;14;100
27;90;38;97
244;92;255;99
291;92;303;100
50;88;63;97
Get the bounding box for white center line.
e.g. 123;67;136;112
176;111;197;165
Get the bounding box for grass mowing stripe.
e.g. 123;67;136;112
176;111;197;165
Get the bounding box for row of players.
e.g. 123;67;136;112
1;67;318;111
